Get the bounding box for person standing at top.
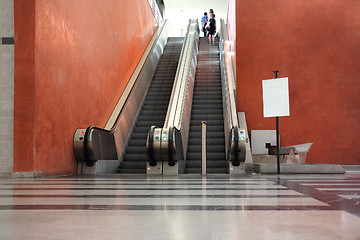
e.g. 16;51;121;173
209;9;214;18
208;14;216;45
200;12;208;37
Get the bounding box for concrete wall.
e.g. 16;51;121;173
0;0;14;173
14;0;158;176
235;0;360;165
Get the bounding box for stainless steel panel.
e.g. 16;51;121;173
201;123;206;175
160;128;169;162
238;112;254;166
73;129;87;163
153;128;163;163
164;19;199;162
230;162;246;174
146;162;162;175
163;162;178;175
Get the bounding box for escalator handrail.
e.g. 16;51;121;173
163;19;191;129
164;19;199;129
219;18;244;164
219;18;238;131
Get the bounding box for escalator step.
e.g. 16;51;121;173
133;126;152;133
187;145;225;153
192;99;223;105
185;168;201;174
189;131;224;138
136;121;164;127
142;105;168;111
191;114;223;120
187;152;226;161
186;160;226;168
126;146;146;154
122;153;146;162
191;108;223;114
206;168;227;174
131;132;148;139
127;139;146;147
119;161;146;169
138;115;165;121
116;168;146;174
189;126;225;132
188;138;225;145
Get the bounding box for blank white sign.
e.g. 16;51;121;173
262;77;290;117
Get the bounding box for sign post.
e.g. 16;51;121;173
262;71;290;174
274;71;280;174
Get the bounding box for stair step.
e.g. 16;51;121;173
116;168;146;174
138;115;165;121
189;131;224;138
186;160;227;168
135;121;163;128
191;109;223;114
119;161;146;169
126;146;146;154
192;99;222;105
189;125;224;132
191;114;223;120
185;167;226;174
188;138;225;145
122;153;146;162
187;145;225;153
131;132;148;139
187;152;226;161
127;139;147;147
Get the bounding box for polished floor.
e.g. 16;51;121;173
0;172;359;240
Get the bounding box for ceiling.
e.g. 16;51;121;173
163;0;229;36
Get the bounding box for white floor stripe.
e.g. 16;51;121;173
0;189;304;196
4;180;275;185
288;179;358;182
2;184;285;189
9;178;266;181
0;197;327;206
7;178;273;184
301;183;360;186
338;195;360;200
316;188;360;191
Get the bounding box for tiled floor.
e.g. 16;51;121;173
0;172;359;240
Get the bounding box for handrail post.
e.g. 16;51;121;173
201;121;207;175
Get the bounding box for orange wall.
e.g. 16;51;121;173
226;0;236;52
226;0;236;74
14;0;36;172
14;0;157;175
236;0;360;164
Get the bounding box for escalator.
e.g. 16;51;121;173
117;37;184;173
74;19;249;175
185;38;227;174
145;19;249;175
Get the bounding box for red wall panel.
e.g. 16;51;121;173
14;0;157;175
236;0;360;164
14;0;36;172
